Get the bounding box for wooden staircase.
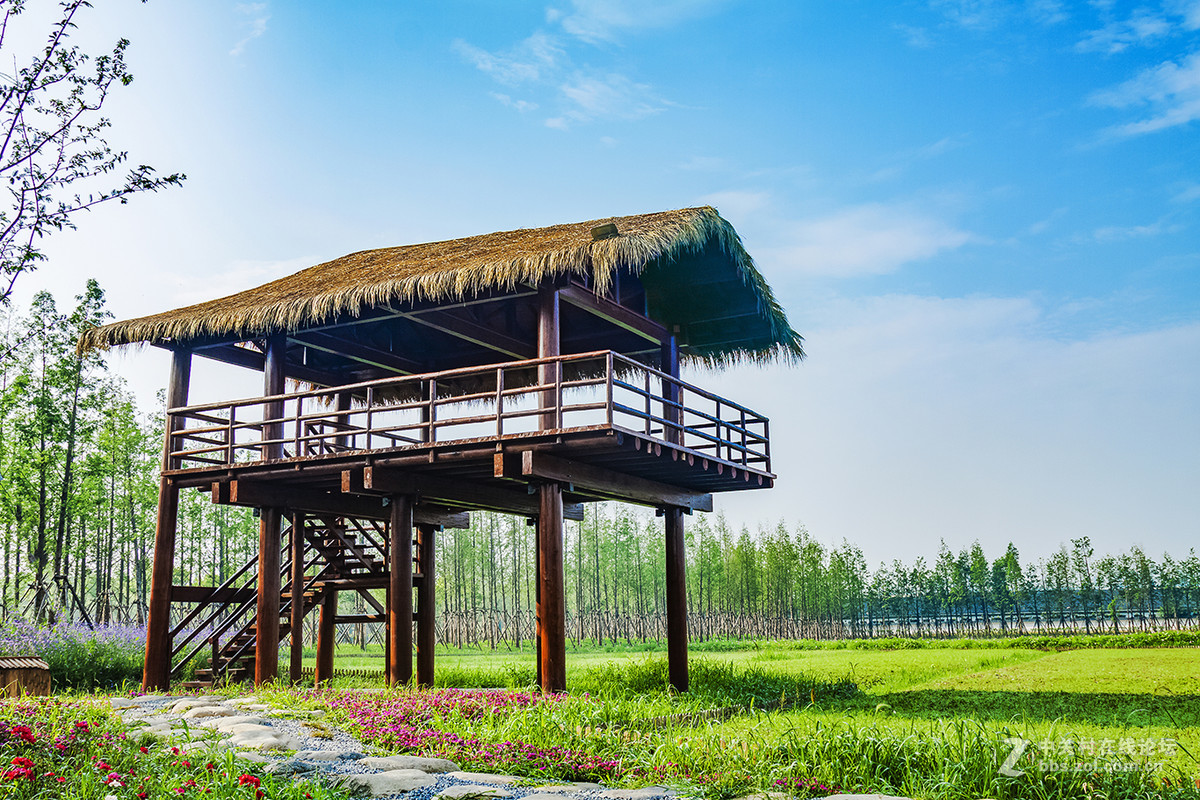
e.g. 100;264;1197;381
172;515;401;688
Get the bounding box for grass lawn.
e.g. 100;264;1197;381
305;639;1200;793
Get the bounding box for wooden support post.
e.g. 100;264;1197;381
537;482;566;693
142;348;191;691
315;587;337;684
336;391;352;450
538;283;560;430
289;513;305;683
416;523;436;687
256;335;286;686
665;506;688;693
388;495;414;687
661;334;688;693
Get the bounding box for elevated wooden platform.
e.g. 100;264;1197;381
166;350;774;518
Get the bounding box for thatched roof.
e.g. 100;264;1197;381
79;206;803;366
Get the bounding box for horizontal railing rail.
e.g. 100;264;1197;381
164;350;770;474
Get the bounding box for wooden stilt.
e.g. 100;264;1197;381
537;482;566;693
255;335;286;686
416;523;436;687
665;507;688;693
142;348;191;692
661;333;688;693
289;513;305;683
388;495;413;687
315;587;336;684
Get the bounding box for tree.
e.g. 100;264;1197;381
0;0;185;306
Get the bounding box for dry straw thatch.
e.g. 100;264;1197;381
79;207;803;365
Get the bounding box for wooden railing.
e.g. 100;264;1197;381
165;350;770;473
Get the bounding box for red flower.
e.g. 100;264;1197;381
238;774;261;788
10;757;33;768
140;746;150;754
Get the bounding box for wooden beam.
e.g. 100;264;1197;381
291;331;424;376
560;282;669;344
220;479;470;528
355;467;584;521
496;451;712;512
191;342;340;387
170;585;254;604
143;347;191;692
406;308;535;360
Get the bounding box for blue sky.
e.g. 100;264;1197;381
17;0;1199;564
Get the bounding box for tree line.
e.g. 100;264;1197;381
2;285;1198;647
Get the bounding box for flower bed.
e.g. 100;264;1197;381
0;620;145;690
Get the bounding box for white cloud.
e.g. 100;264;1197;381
895;24;934;48
1077;9;1173;53
708;297;1200;563
230;3;269;57
1091;220;1173;241
490;92;538;112
452;32;563;86
557;72;663;122
1174;183;1200;201
761;204;974;277
1090;51;1200;136
929;0;1008;29
558;0;729;43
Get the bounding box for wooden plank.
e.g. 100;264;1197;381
500;450;712;512
359;466;584;521
537;482;566;693
388;496;413;687
664;507;688;693
143;348;191;692
559;282;669;344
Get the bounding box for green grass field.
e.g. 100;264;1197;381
309;639;1200;783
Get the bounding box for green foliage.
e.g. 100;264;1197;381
0;695;337;800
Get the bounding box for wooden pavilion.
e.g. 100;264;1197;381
78;206;803;693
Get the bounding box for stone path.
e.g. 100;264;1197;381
111;694;919;800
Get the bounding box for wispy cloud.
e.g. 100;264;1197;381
454;5;690;128
1077;9;1174;53
868;135;967;182
1091;219;1177;241
1090;51;1200;136
556;0;730;43
490;93;538;112
761;203;974;277
451;33;562;87
230;3;270;57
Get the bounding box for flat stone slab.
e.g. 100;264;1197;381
229;734;289;752
183;705;235;720
436;786;513;800
447;772;521;786
110;697;137;709
522;793;580;800
130;694;172;705
265;758;318;777
599;789;677;799
336;769;437;796
358;755;460;773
